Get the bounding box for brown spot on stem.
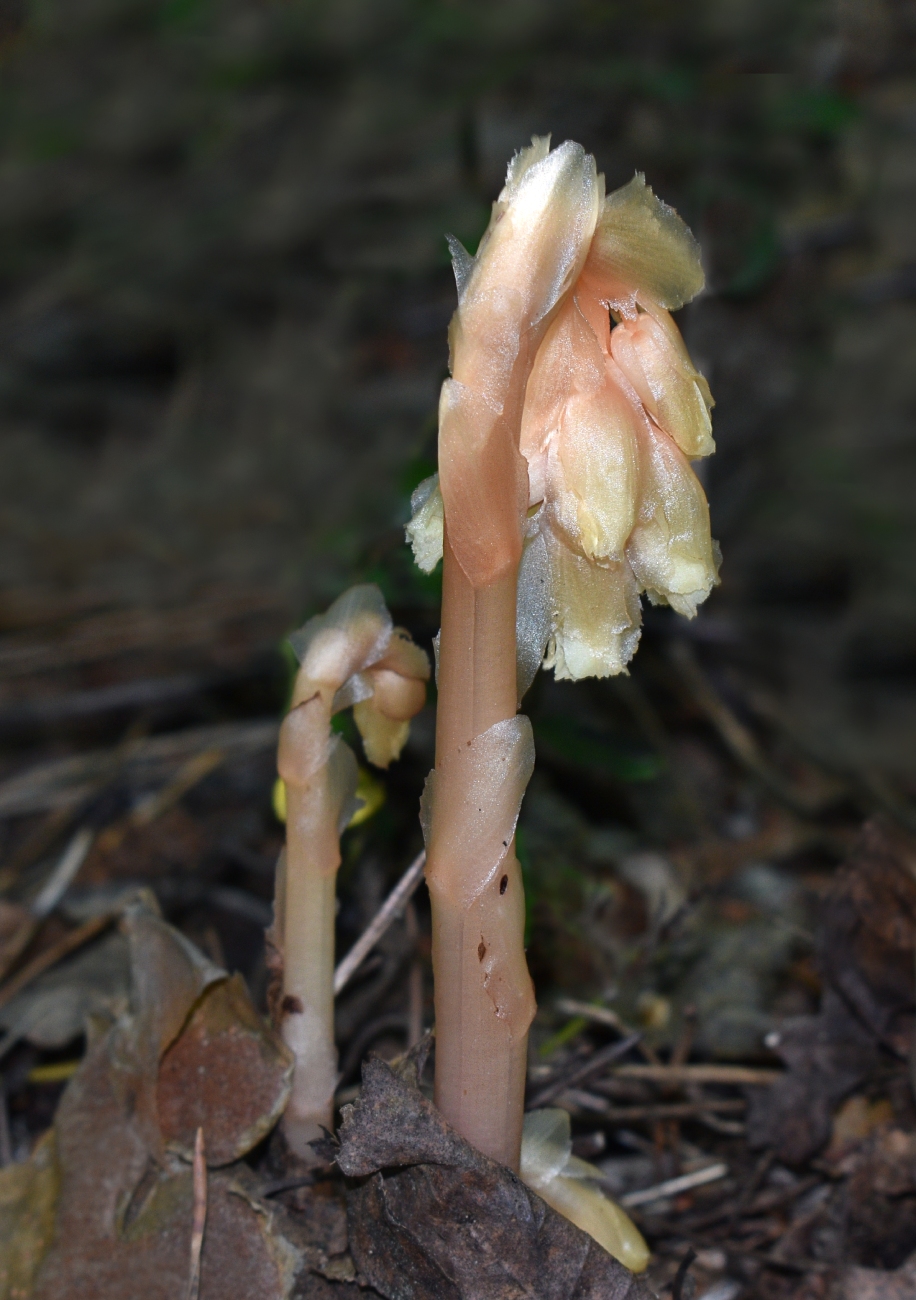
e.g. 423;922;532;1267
281;994;303;1015
499;875;508;894
477;940;486;962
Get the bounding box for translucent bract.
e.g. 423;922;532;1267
520;1109;650;1272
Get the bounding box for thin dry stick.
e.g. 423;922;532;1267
564;1095;746;1123
187;1126;207;1300
333;851;426;996
97;748;225;853
668;640;824;817
30;826;94;918
611;1063;781;1086
671;1248;698;1300
0;912;113;1012
0;827;98;989
620;1162;728;1208
552;997;662;1065
529;1032;643;1108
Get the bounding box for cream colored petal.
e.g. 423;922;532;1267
534;1174;650;1273
519;1107;572;1184
580;172;705;314
352;700;410;770
551;368;641;562
627;419;720;617
520;297;605;506
404;473;444;574
611;312;714;459
542;529;641;680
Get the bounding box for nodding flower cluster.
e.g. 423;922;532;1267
407;138;719;689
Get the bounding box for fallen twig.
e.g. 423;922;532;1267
620;1162;729;1208
671;1247;697;1300
30;827;94;918
529;1032;643;1108
612;1063;781;1086
552;996;661;1064
333;851;426;996
0;911;114;1011
563;1092;746;1123
0;720;279;818
96;748;225;853
668;640;826;817
187;1126;207;1300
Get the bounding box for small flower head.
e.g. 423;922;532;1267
288;584;429;769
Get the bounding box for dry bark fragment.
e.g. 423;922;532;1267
337;1057;655;1300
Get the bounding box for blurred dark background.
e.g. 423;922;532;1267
1;0;914;776
0;0;915;1043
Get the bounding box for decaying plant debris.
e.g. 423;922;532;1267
1;666;915;1299
337;1053;653;1300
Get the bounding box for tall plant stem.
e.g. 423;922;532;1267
430;528;534;1170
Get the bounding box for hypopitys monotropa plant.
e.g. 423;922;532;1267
408;138;717;1263
273;585;428;1159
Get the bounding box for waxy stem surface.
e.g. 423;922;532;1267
427;539;535;1168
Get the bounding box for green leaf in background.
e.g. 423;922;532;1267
534;716;663;783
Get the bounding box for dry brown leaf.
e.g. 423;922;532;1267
337;1057;654;1300
0;1132;59;1300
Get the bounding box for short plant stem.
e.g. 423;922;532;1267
280;780;339;1159
429;529;534;1170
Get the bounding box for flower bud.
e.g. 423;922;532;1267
610;308;714;459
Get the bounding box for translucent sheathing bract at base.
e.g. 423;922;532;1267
407;151;720;689
520;1108;650;1273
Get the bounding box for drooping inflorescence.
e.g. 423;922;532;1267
408;142;719;691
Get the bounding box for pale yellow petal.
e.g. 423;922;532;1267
551;366;641;562
462;139;601;342
542;529;641;680
535;1175;650;1273
353;700;410;770
365;667;427;721
520;297;604;506
611;311;714;459
405;474;444;574
627;419;720;617
580;173;705;314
